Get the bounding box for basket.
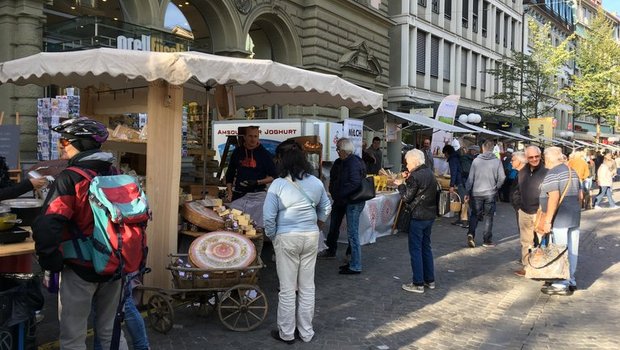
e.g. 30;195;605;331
168;255;264;290
449;192;462;213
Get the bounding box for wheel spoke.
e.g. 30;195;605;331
246;310;263;321
221;310;240;322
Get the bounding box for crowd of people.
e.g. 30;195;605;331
10;117;618;347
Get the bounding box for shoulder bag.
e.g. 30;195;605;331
525;169;573;280
349;176;376;202
286;177;316;208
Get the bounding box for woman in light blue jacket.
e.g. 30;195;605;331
263;140;331;345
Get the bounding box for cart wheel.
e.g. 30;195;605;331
218;284;268;331
147;293;174;334
0;330;12;350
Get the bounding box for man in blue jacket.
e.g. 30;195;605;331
318;138;366;275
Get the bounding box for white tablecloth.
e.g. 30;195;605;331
320;191;401;247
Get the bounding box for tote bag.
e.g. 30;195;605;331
349;176;376;202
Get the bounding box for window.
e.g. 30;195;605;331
503;16;509;47
482;1;488;37
431;36;440;77
472;53;478;88
495;10;501;44
461;49;468;85
511;19;516;49
462;0;469;28
481;57;487;91
418;0;427;7
472;0;479;33
417;31;427;74
445;0;452;19
443;42;451;80
432;0;439;14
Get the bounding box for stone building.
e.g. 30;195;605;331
0;0;391;166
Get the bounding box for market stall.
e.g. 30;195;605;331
0;48;383;288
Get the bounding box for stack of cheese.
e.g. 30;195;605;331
211;206;257;237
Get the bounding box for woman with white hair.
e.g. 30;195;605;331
393;149;439;293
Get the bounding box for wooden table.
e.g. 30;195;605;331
0;238;35;257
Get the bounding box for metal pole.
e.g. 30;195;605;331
519;6;527;121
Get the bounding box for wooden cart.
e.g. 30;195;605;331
139;254;268;333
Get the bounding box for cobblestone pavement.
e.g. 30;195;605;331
36;187;620;349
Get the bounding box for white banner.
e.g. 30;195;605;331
432;95;460;157
344;118;364;157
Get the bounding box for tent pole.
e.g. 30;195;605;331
202;86;211;197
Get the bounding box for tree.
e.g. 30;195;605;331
566;8;620;143
485;21;573;125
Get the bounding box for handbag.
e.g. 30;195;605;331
524;234;570;280
349;176;376;202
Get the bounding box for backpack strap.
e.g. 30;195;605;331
67;166;97;182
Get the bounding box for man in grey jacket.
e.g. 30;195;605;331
464;140;506;247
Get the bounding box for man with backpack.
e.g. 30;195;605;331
33;117;132;350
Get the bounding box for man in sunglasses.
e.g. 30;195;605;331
32;117;131;349
514;145;548;277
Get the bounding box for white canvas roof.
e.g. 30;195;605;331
0;48;383;110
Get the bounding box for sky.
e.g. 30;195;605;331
164;3;191;31
603;0;620;16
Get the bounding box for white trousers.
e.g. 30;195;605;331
273;231;319;342
58;268;128;350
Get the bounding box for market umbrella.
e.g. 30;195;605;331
0;48;383;110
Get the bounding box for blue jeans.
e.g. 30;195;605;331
551;227;579;287
593;186;616;207
94;280;150;350
468;195;497;243
408;219;435;286
346;202;365;272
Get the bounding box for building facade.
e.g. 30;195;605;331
0;0;392;164
389;0;527;129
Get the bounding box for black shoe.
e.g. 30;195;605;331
461;222;470;229
317;251;336;259
568;285;577;292
339;267;361;275
451;220;463;226
339;263;349;270
271;330;295;345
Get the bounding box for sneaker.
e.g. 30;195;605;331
317;250;336;259
461;222;470;229
541;285;572;296
424;282;436;289
467;234;475;248
402;283;425;293
451;220;463;226
482;241;496;247
594;205;602;210
514;269;526;277
568;285;577;292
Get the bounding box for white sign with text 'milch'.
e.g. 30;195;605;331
344;118;364;158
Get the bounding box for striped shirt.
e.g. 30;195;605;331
539;164;581;229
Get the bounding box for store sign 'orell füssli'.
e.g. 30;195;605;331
117;34;186;52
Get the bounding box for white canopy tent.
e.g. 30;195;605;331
383;110;473;133
0;48;383;288
0;48;383;110
455;121;504;137
496;129;535;142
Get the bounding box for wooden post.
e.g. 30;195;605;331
144;80;183;289
0;111;4;125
